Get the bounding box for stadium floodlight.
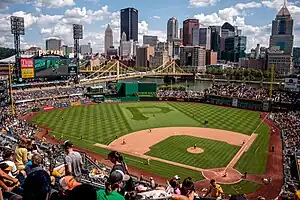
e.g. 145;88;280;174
10;16;25;35
10;16;25;80
73;24;83;39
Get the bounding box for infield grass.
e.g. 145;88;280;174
146;135;240;169
30;102;269;192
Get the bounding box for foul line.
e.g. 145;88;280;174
223;113;269;173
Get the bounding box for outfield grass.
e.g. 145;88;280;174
146;135;240;169
168;102;261;135
234;123;270;174
30;102;269;193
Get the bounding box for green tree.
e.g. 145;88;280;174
0;47;15;60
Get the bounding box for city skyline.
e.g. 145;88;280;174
0;0;300;53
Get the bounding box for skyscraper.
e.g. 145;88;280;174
268;1;294;75
183;19;199;46
269;2;294;55
46;39;61;51
105;24;113;55
167;17;178;42
209;26;221;58
199;27;211;50
120;7;138;41
143;35;158;47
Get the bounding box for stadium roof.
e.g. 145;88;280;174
0;54;34;63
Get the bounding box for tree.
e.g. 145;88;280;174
0;47;15;60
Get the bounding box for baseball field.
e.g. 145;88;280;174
29;102;271;194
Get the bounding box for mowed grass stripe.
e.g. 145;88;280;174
30;104;132;145
168;102;260;135
146;135;240;169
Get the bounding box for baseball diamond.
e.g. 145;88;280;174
29;101;271;194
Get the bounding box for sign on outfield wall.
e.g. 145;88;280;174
284;78;298;89
232;99;238;107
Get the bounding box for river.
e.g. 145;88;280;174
119;77;280;92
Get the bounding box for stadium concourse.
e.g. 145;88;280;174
0;83;299;200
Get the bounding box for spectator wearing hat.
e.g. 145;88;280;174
0;165;19;193
166;178;181;195
59;175;81;192
0;150;18;178
63;140;83;180
97;170;130;200
107;151;129;175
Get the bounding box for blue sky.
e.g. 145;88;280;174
0;0;300;52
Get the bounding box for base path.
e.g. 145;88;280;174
107;127;250;155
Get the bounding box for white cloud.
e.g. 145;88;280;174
35;0;75;8
38;14;63;26
92;5;111;20
138;20;149;35
148;30;166;42
194;7;240;25
38;5;120;52
262;0;283;9
40;22;73;44
235;2;261;10
150;16;160;19
189;0;217;8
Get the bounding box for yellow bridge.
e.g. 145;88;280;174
79;60;195;85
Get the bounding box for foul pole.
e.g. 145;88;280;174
8;63;15;116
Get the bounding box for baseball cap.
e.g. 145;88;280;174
59;176;81;191
109;170;130;183
62;140;73;149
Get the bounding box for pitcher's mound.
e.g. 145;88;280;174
187;147;204;154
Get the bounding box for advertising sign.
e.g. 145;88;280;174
232;99;238;107
43;106;54;110
21;58;34;68
284;78;298;89
21;58;34;79
71;101;81;106
21;68;34;79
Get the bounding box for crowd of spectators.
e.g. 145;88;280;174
13;87;85;102
205;84;299;103
156;90;204;99
270;112;300;199
14;96;86;113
